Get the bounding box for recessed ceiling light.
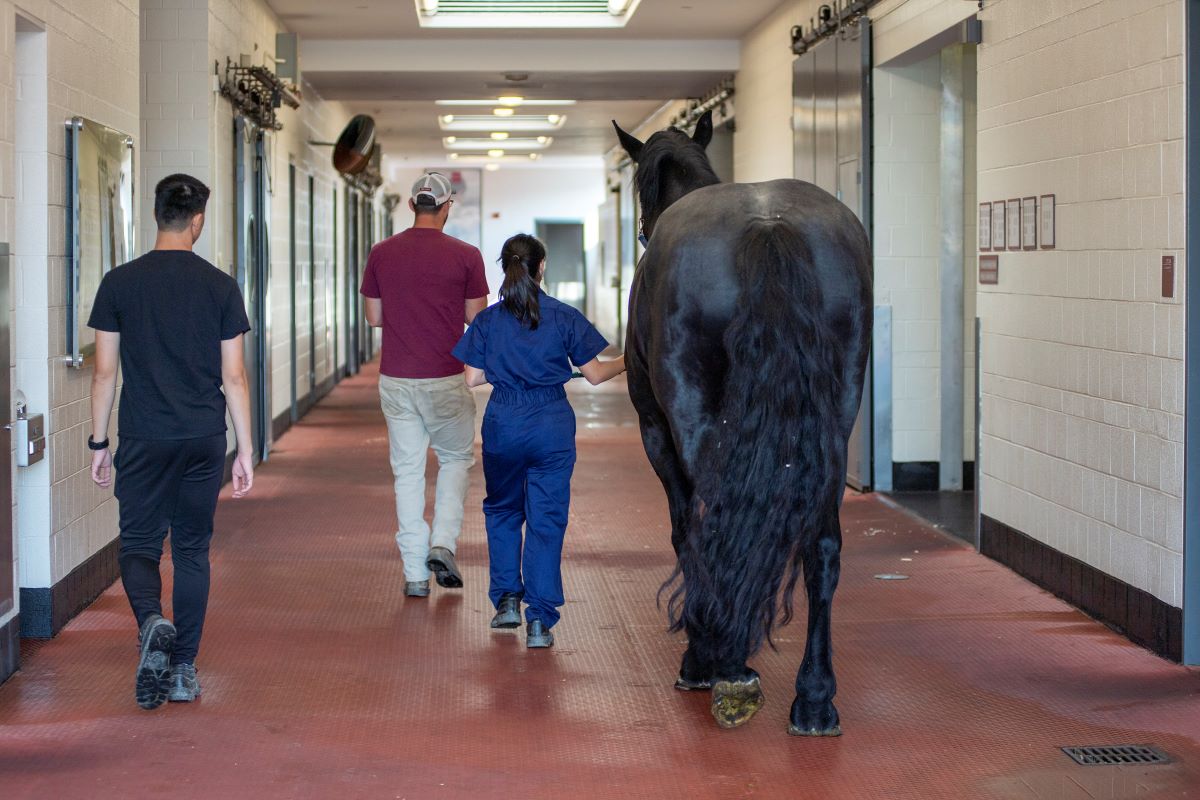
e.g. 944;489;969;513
493;108;514;117
536;136;548;144
445;136;457;143
439;115;566;132
485;163;500;171
435;99;577;107
491;132;509;140
488;149;505;158
497;96;524;106
448;152;459;160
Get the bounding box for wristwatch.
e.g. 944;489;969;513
87;435;110;451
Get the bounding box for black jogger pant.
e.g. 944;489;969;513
114;434;227;663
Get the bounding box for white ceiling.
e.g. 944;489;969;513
265;0;775;164
267;0;785;40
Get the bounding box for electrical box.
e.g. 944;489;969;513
276;32;300;83
14;409;45;467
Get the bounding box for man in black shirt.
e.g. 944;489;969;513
88;173;254;709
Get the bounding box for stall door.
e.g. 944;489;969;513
794;17;873;490
234;117;270;463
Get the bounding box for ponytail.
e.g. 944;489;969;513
499;233;546;330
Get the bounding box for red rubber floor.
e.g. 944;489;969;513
2;363;1200;799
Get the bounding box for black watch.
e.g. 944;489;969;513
88;435;110;451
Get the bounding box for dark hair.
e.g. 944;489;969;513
499;234;546;329
413;195;449;216
154;173;210;232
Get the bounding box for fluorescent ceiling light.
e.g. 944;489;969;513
436;99;577;107
415;0;642;29
439;114;566;132
446;137;552;151
450;152;541;163
488;149;505;158
418;0;438;14
485;163;500;171
493;108;514;117
608;0;631;13
490;132;509;140
497;96;524;106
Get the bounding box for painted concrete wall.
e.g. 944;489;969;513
977;0;1186;607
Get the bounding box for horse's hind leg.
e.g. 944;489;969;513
789;509;843;736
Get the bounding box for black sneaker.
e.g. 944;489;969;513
490;593;522;629
135;614;176;710
167;663;201;703
426;547;464;588
526;619;554;649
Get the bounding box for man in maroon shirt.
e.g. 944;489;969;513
361;172;489;597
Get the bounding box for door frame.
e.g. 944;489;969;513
1182;0;1199;665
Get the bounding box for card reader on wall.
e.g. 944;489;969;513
14;405;45;467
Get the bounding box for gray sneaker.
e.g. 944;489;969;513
405;580;430;597
526;619;554;649
426;547;463;588
490;593;522;629
135;614;176;710
167;663;202;703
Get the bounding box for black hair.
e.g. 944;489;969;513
413;195;449;216
499;233;546;329
154;173;210;232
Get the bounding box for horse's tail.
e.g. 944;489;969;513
666;217;845;665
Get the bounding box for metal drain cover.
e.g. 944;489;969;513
1062;745;1170;766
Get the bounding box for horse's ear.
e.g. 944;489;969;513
612;120;644;162
691;110;713;149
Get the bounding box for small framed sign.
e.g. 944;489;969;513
979;254;999;285
1021;196;1037;250
1040;193;1056;249
991;201;1006;251
978;202;992;251
1006;198;1021;251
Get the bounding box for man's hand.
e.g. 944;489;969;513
91;448;113;488
232;451;254;498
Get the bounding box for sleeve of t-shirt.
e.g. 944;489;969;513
464;248;489;299
452;315;487;369
564;308;609;367
87;272;120;332
221;280;252;340
360;247;381;299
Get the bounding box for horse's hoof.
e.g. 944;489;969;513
710;676;764;729
674;674;712;691
788;723;843;737
789;697;840;736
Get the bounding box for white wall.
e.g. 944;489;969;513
977;0;1185;606
385;164;607;308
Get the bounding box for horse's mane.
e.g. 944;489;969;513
635;128;720;220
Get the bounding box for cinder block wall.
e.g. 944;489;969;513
977;0;1185;607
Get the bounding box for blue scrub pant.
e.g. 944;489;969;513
481;388;576;628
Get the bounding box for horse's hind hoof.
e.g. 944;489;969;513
788;723;842;737
710;676;764;729
674;675;712;691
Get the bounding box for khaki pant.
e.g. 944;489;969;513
379;374;476;582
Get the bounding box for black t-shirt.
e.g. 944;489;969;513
87;250;251;440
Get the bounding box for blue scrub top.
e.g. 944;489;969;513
453;291;608;392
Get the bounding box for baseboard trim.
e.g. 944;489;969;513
980;515;1182;662
271;374;341;445
892;461;976;491
19;537;120;639
0;614;18;685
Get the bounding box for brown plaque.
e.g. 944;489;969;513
1162;255;1175;298
979;254;999;285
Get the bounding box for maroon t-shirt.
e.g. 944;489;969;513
360;228;489;379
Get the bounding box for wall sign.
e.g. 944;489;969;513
1163;255;1175;298
978;202;991;251
1040;193;1056;249
1006;198;1021;251
1021;196;1037;250
979;254;999;285
991;201;1005;250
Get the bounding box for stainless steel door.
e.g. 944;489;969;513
0;243;12;619
794;17;874;490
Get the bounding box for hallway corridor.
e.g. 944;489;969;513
1;364;1199;799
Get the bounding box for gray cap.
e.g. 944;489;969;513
411;172;454;205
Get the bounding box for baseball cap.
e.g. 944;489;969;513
411;172;454;206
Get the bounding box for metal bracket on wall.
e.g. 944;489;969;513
792;1;879;55
218;57;301;132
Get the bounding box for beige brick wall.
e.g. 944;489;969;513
977;0;1185;606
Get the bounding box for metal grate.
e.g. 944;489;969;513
437;0;610;13
1061;745;1171;766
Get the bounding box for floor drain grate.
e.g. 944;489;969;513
1062;745;1171;766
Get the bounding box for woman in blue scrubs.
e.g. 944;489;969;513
453;233;625;648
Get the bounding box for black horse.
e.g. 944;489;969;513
613;111;872;735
